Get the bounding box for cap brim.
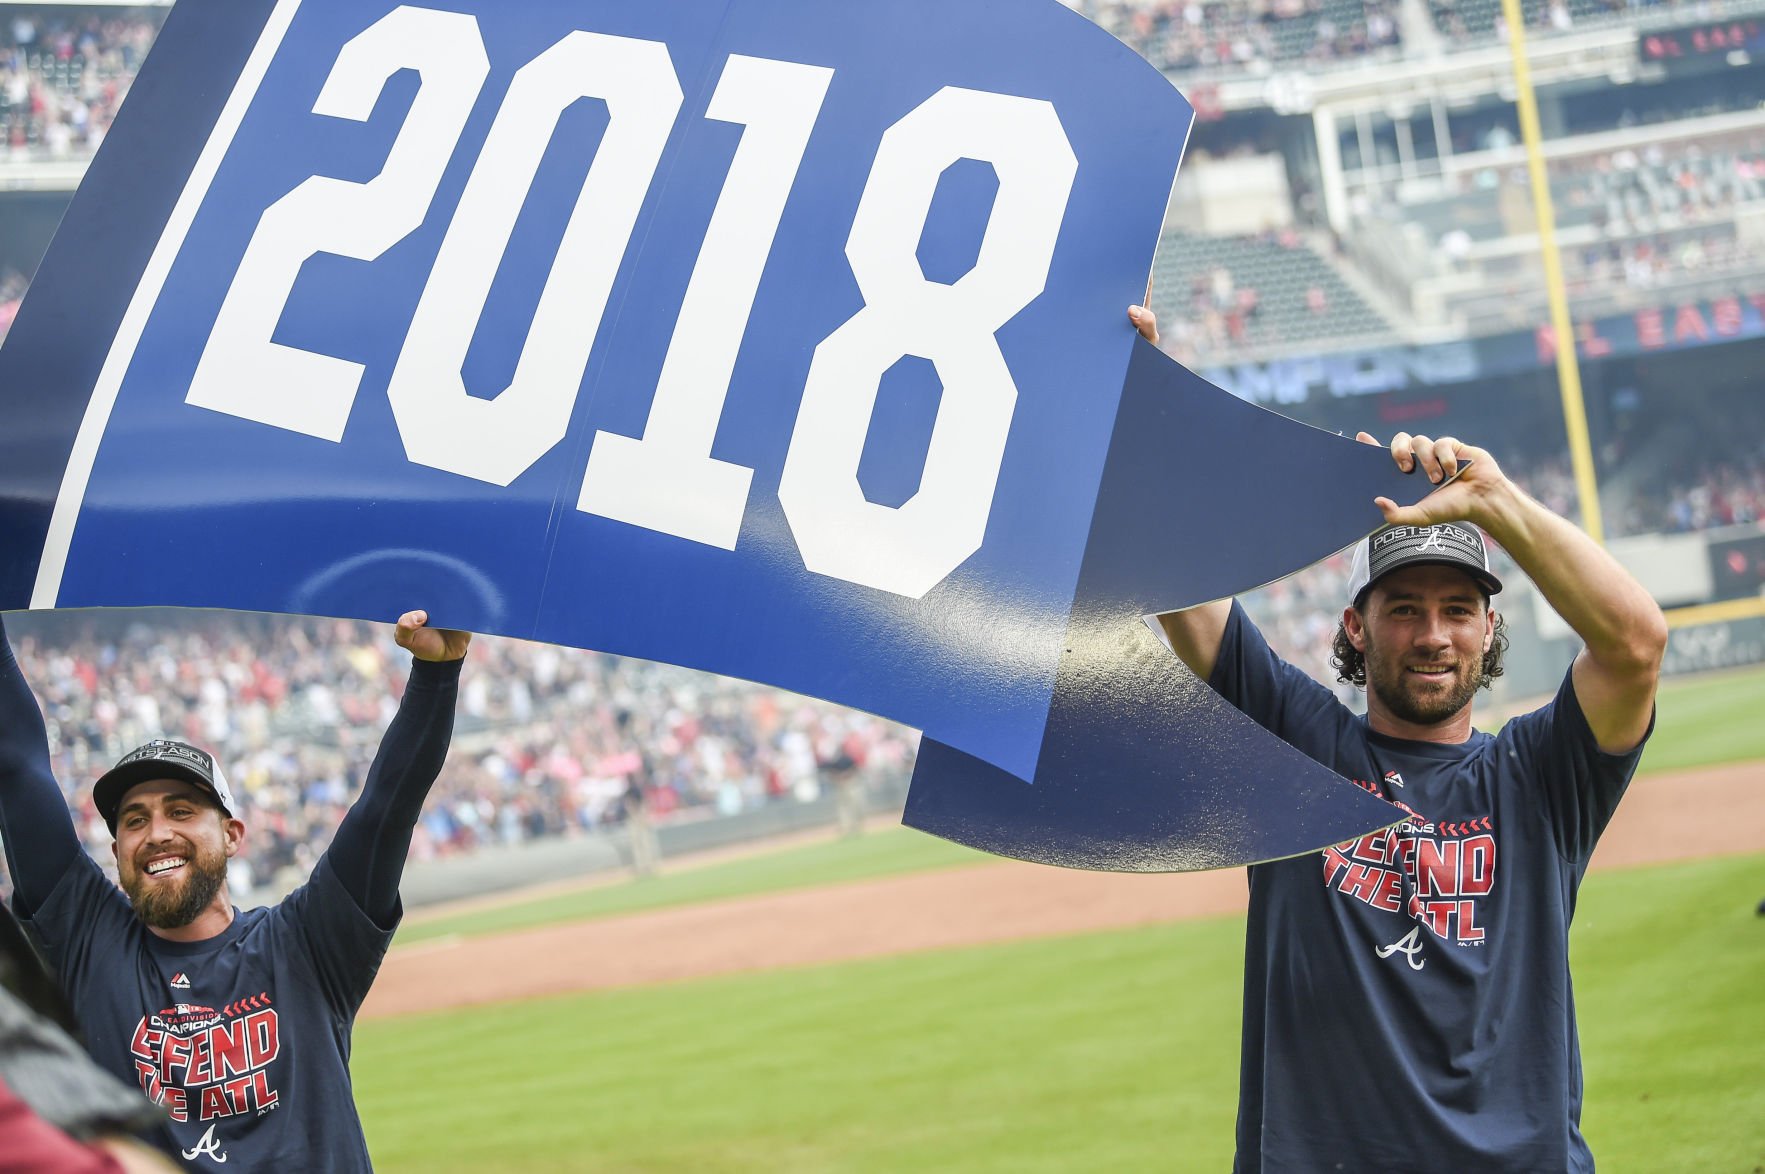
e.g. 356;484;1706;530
94;761;228;831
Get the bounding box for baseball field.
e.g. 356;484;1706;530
352;667;1765;1172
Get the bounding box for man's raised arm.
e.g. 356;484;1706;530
322;609;469;928
1367;431;1667;753
1127;303;1235;681
0;616;86;917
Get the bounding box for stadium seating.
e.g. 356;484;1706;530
1;9;157;160
1428;0;1731;45
0;612;917;900
1148;228;1397;362
1084;0;1404;73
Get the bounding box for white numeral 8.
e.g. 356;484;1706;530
779;88;1075;598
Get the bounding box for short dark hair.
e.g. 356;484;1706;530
1330;607;1509;689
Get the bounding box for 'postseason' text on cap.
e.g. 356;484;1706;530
1346;523;1503;608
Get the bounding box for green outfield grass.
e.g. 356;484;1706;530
1635;663;1765;774
396;827;990;946
403;666;1765;948
356;853;1765;1173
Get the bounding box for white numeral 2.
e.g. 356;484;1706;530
186;7;1076;598
187;6;487;440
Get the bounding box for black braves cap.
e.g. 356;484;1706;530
1346;522;1503;607
93;740;239;834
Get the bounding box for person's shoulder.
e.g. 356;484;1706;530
29;850;129;922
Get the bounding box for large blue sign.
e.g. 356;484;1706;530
0;0;1422;869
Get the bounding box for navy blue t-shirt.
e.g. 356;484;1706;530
1;629;459;1172
1211;603;1647;1174
26;853;389;1169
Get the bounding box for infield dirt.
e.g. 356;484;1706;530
362;761;1761;1020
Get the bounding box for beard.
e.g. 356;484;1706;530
122;845;229;930
1364;637;1483;727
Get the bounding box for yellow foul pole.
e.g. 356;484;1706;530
1499;0;1605;544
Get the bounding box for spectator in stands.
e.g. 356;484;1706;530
1;8;159;162
0;266;26;343
0;611;916;906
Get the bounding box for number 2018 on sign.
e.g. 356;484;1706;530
184;6;1079;598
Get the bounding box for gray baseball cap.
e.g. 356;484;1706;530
1346;522;1503;608
93;740;240;833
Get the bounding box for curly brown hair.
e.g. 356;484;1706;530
1330;610;1509;689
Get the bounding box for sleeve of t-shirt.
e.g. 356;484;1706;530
1498;669;1652;864
20;855;139;1002
1206;600;1357;763
276;856;396;1018
322;656;461;931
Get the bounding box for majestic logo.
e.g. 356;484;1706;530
169;973;191;989
1383;771;1405;790
180;1123;229;1164
1376;926;1427;970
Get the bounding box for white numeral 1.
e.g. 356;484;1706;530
576;55;833;548
186;6;488;440
386;31;680;485
778;88;1076;598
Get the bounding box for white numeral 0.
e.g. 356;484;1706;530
387;31;679;485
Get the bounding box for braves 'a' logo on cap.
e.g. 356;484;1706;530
1372;523;1477;553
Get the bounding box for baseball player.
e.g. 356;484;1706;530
1130;305;1667;1172
0;609;468;1170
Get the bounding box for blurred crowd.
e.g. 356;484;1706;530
1429;0;1716;46
1081;0;1402;72
1240;444;1765;676
1074;0;1716;73
0;265;25;344
1155;227;1366;364
1622;449;1765;534
0;612;916;902
1;7;156;161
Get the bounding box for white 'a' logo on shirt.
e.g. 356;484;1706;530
1376;926;1426;970
181;1123;229;1164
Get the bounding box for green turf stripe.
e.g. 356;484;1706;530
357;854;1764;1173
395;827;991;946
402;666;1765;948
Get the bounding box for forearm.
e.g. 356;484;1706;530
1155;599;1232;682
1475;481;1665;674
1474;478;1664;752
0;617;85;914
325;655;461;925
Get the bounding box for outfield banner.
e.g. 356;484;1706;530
0;0;1422;869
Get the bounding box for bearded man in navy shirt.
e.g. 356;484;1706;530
0;609;468;1170
1129;305;1667;1172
